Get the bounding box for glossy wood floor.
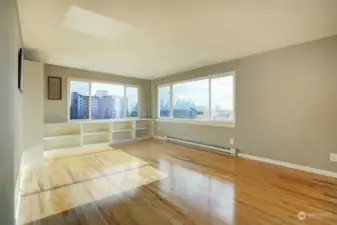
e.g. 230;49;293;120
19;139;337;225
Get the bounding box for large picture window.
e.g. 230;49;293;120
157;72;235;124
69;79;139;120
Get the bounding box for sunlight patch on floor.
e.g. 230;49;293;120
19;149;168;224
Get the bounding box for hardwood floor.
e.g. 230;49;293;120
20;139;337;225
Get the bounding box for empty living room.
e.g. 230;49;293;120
1;0;337;224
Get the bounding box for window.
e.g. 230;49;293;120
158;85;171;118
157;72;235;124
68;79;138;120
211;76;234;121
70;81;90;120
126;87;138;117
91;82;124;119
173;79;209;119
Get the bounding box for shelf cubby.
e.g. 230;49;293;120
83;122;110;133
136;129;152;139
135;119;153;130
44;135;81;151
83;132;110;146
44;123;81;137
112;130;133;142
111;121;133;131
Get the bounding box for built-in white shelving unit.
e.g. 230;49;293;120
135;119;153;139
43;119;153;151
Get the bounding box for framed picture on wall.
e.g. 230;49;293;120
48;76;62;100
18;48;23;93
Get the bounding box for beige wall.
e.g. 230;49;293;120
152;35;337;173
44;64;151;123
0;0;23;224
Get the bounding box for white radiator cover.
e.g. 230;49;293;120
166;136;237;156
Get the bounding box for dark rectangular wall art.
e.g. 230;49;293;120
48;76;62;100
18;48;23;93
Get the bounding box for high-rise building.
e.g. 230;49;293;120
71;90;128;120
91;96;99;119
118;96;125;118
98;96;116;119
95;90;108;98
70;92;89;119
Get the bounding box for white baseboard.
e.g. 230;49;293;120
238;153;337;179
153;135;166;140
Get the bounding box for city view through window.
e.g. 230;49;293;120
158;75;234;121
159;85;170;117
70;80;138;120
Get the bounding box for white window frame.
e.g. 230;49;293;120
67;77;140;121
156;71;236;127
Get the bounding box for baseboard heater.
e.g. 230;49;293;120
166;136;237;156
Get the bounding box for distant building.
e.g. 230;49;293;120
91;96;99;119
95;90;108;98
71;90;129;120
159;98;213;119
98;96;116;119
211;104;233;120
118;97;124;118
128;101;138;117
70;92;89;119
173;98;197;119
160;100;170;117
212;109;233;120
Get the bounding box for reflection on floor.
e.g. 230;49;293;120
19;148;167;224
21;149;149;195
19;139;337;225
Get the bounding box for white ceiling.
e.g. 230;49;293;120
18;0;337;79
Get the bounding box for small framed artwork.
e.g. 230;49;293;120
18;48;23;93
48;76;62;100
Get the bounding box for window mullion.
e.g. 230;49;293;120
170;85;173;118
157;86;160;118
137;87;139;118
89;82;92;120
124;86;127;118
209;78;211;121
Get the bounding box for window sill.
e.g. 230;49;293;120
45;118;152;125
155;118;235;128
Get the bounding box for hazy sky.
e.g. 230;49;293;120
70;81;125;96
91;82;124;96
70;81;90;95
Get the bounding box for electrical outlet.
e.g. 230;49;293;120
330;153;337;162
230;138;234;145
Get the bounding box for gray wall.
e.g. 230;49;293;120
152;35;337;173
0;0;23;224
44;64;151;123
